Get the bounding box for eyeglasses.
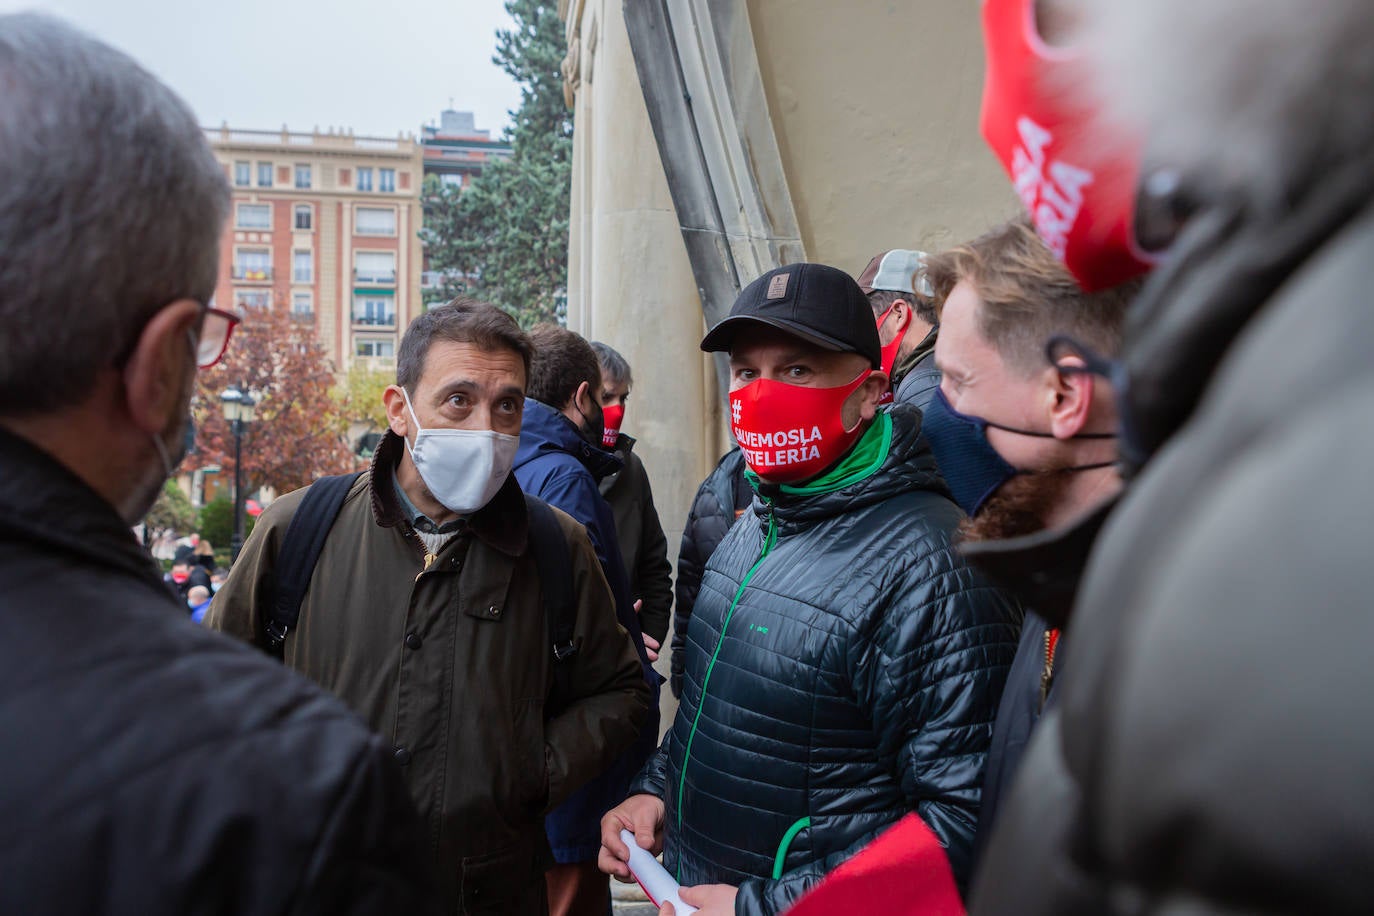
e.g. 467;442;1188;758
198;307;241;368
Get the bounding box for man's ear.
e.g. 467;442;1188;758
1047;357;1096;439
846;369;890;429
121;299;203;435
383;384;410;439
890;300;912;332
573;379;592;414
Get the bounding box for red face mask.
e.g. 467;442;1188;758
170;569;190;584
979;0;1154;291
730;371;871;484
601;403;625;449
875;303;911;406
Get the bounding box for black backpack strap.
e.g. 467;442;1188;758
266;472;362;658
524;495;577;712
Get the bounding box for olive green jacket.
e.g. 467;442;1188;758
207;432;651;915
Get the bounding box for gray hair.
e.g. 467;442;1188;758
1078;0;1374;216
0;14;229;414
590;341;633;388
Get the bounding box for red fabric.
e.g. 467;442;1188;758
979;0;1154;291
601;404;625;449
875;303;910;406
783;814;965;916
730;371;870;484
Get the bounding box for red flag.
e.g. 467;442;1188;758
783;814;964;916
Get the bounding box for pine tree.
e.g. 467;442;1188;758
422;0;571;326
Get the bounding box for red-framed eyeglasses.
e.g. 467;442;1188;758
198;306;241;368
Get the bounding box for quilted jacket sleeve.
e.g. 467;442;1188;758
670;476;734;698
626;730;671;801
735;545;1021;915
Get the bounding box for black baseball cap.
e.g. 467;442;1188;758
700;262;881;369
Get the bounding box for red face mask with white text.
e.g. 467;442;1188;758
730;371;871;484
980;0;1155;291
601;403;625;449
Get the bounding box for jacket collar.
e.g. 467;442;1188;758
0;425;167;587
514;399;623;482
369;429;528;557
755;404;950;532
891;325;938;388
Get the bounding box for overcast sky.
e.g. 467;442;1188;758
0;0;523;138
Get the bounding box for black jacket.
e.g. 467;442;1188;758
972;164;1374;913
632;406;1022;914
891;327;941;413
0;427;438;915
669;447;750;698
599;434;674;643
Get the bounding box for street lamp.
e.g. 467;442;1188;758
220;386;257;563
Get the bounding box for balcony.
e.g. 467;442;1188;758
353;269;396;285
352;313;396;328
232;265;272;282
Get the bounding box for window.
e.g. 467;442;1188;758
294;204;312;230
355;207;396;236
440;173;463;188
379;168;396;192
356;167;373;191
291;292;313;316
234;161;250;186
236;289;270;310
294;164;312;189
257;161;273;187
236;203;270;229
353;294;396;326
292;250;313;283
234;248;271;280
354;251;396;284
356;337;396;358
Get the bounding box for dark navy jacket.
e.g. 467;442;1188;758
514;399;660;862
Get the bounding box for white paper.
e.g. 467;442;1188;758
620;829;698;914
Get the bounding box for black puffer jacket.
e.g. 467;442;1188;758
0;428;438;915
632;406;1022;914
971;167;1374;913
669;447;750;698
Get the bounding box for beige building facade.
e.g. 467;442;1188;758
205;126;424;373
559;0;1017;600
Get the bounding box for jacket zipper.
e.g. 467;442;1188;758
405;525;438;581
675;502;778;881
1039;627;1060;711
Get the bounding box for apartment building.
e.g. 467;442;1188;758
205;125;424;370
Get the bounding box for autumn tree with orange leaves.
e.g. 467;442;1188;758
190;305;360;496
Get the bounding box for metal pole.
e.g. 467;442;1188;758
231;418;244;563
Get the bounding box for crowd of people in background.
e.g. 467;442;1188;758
3;0;1373;913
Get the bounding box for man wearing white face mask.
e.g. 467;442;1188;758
209;298;651;915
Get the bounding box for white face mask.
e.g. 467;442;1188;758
401;388;520;515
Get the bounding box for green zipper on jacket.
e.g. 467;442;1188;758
773;816;810;879
672;416;891;881
675;502;778;881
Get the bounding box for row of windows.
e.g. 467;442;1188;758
228;291;396;358
234;202;398;236
232;161;400;193
232;248;397;285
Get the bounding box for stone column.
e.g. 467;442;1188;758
564;0;723;698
